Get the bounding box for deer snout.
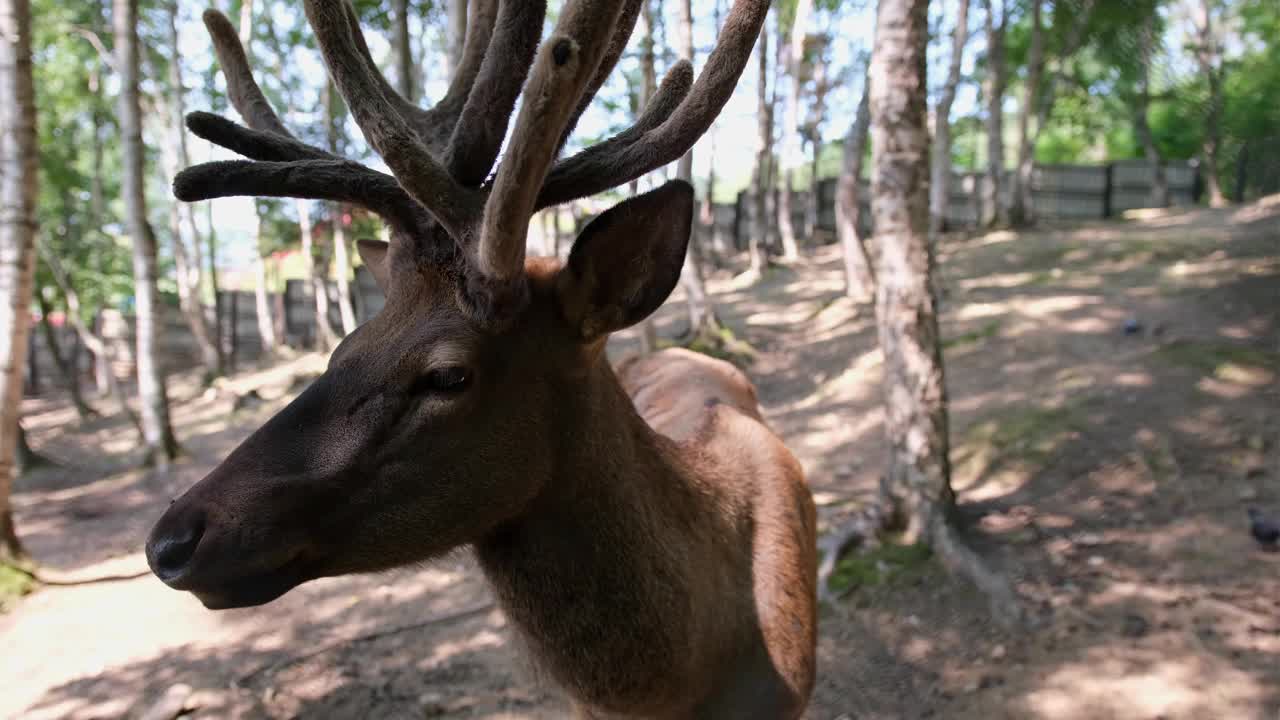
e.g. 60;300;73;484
146;502;207;587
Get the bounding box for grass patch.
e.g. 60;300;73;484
1152;340;1280;377
668;324;759;367
828;542;933;595
0;564;35;613
952;402;1084;491
960;404;1083;462
943;320;1002;350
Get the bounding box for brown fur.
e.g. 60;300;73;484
147;187;816;719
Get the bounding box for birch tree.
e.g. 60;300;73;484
237;0;279;355
0;0;37;562
675;0;721;344
447;0;466;77
1135;8;1168;207
324;81;358;335
836;66;874;303
776;0;814;261
634;0;660;353
747;17;772;279
863;0;1025;624
1190;0;1227;206
1009;0;1043;226
931;0;970;234
391;0;414;101
115;0;179;465
163;0;222;379
981;0;1007;227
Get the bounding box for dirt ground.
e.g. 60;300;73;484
2;199;1278;720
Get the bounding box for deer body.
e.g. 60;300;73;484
146;1;814;716
480;336;816;718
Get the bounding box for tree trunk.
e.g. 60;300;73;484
777;0;813;261
539;211;554;257
872;0;1025;625
36;293;95;421
632;0;661;352
447;0;467;77
14;421;49;474
237;0;277;354
981;0;1006;228
748;19;772;279
638;0;658;134
324;81;358;335
205;208;222;362
85;51;109;397
931;0;969;235
768;34;785;256
298;201;338;351
778;170;798;258
837;69;875;303
1026;2;1093;154
115;0;179;466
1195;0;1226;207
0;0;38;562
332;210;357;334
703;126;723;262
674;0;718;341
392;0;414;101
703;0;727;264
807;138;822;239
872;0;950;537
1009;0;1042;227
250;213;278;352
164;0;221;379
1135;9;1167;208
38;245;143;436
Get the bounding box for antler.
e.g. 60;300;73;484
175;0;768;326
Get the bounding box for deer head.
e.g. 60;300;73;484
145;0;767;609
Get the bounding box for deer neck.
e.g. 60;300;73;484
473;356;742;710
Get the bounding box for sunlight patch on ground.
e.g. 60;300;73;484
418;615;509;670
1024;648;1264;720
777;347;883;417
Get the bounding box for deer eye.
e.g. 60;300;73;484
421;366;471;394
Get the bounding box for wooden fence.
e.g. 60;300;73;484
24;159;1201;394
725;158;1199;249
23;266;385;395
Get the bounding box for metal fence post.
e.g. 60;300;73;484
1102;163;1115;218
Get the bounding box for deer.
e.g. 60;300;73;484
144;1;817;717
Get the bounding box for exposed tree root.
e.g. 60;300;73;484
817;499;1033;628
0;560;151;587
926;514;1032;628
816;503;884;604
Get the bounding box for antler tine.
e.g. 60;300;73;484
475;0;625;284
303;0;478;240
538;60;693;209
174;159;427;233
556;0;644;154
538;0;770;207
337;1;433;139
422;0;499;151
445;0;547;186
202;9;290;137
186;111;331;162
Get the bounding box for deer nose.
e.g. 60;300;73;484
145;507;206;585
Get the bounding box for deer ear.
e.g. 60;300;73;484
556;180;693;341
357;239;390;293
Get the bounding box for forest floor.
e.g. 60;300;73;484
2;198;1278;720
